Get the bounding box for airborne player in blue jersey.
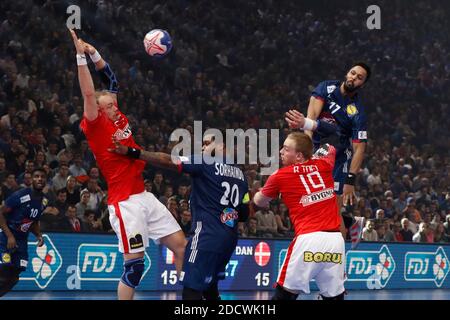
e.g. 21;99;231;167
0;168;48;296
109;134;249;300
285;62;371;248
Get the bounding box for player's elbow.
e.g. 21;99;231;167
83;90;96;98
254;192;270;208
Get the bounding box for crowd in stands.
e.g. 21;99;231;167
0;0;449;242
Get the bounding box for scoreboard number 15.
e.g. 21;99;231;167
255;272;270;286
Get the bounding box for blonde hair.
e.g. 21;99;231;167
287;132;313;160
95;90;112;104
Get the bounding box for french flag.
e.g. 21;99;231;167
165;248;174;264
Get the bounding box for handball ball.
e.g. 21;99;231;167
143;29;172;58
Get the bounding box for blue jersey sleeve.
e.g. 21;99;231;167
351;110;368;143
311;81;328;101
4;192;21;210
178;155;204;176
352;113;367;143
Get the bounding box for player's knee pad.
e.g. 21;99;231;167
271;284;298;301
0;264;20;297
320;291;345;300
203;282;221;300
182;286;203;300
120;258;145;289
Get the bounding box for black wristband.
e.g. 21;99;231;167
345;173;356;185
126;147;141;159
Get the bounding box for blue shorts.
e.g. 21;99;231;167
0;232;28;272
332;148;352;195
180;241;235;291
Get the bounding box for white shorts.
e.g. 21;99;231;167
277;231;345;298
108;191;181;254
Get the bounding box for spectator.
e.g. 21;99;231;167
2;173;19;199
76;188;91;219
166;196;179;221
51;163;70;192
0;157;7;184
245;217;260;238
375;224;387;242
176;184;189;202
158;185;173;205
64;175;80;205
69;153;87;177
151;172;166;198
444;214;450;239
83;209;103;233
362;220;378;242
274;203;291;236
98;195;113;233
179;209;192;236
85;178;105;213
60;205;86;232
398;218;414;242
19;172;32;188
434;223;449;243
383;219;396;242
144;179;152;193
255;208;278;238
394;191;408;213
413;222;433;243
17;159;34;184
88;167;106;190
374;209;385;226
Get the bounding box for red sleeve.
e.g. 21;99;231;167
80;114;105;135
260;172;280;199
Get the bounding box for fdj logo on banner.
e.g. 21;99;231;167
77;244;151;281
346;245;396;289
405;247;449;287
20;235;63;289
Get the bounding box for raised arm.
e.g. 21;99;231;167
69;29;98;121
285;98;324;135
81;40;118;103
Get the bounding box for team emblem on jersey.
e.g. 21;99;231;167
20;219;34;233
220;208;239;228
20;194;31;204
42;197;48;207
346;104;358;116
129;234;144;249
113;124;132;141
327;85;337;94
358;131;367;140
1;253;11;263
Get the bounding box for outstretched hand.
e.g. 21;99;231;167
79;39;97;55
285;109;306;129
69;29;85;54
107;137;128;155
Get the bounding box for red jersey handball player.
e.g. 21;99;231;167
69;29;186;300
254;132;346;300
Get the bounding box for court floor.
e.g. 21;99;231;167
2;289;450;300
